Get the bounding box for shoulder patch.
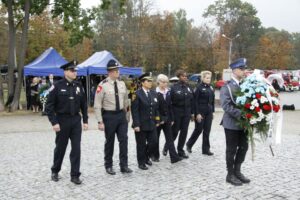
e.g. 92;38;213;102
96;85;103;94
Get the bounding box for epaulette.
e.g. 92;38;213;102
100;78;108;85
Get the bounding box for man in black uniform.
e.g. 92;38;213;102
46;60;88;185
167;70;194;159
131;73;160;170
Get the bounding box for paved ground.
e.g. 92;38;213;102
1;107;300;200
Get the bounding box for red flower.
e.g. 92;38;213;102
245;113;252;119
273;105;280;112
263;104;271;111
255;93;262;99
255;107;261;112
244;103;251;109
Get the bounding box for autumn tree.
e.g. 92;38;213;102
254;28;296;69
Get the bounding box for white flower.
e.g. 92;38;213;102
250;106;255;110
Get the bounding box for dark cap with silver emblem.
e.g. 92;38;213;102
139;72;153;82
107;59;119;71
60;60;78;71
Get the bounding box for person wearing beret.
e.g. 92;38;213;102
166;69;194;159
46;60;88;185
94;59;132;175
186;70;215;156
220;58;250;186
131;73;160;170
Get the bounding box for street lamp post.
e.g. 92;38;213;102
222;34;240;67
168;63;171;78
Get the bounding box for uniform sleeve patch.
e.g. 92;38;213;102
96;85;103;94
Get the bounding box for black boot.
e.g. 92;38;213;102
226;173;243;186
235;163;250;183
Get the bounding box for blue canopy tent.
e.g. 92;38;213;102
24;47;87;76
78;50;142;76
78;50;143;104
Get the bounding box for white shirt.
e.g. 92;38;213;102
156;87;168;100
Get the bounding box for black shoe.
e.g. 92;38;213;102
51;172;59;182
202;151;214;156
178;152;189;159
145;160;152;166
71;177;82;185
151;156;159;162
235;172;250;183
171;157;183;164
138;164;148;170
162;149;167;156
120;167;133;173
106;167;116;175
186;145;192;153
226;174;243;186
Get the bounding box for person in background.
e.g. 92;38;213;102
153;74;182;164
186;71;215;156
30;77;39;112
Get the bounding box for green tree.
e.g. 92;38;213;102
203;0;263;61
0;0;94;111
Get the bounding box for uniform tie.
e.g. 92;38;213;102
114;81;120;111
69;84;75;115
147;91;151;102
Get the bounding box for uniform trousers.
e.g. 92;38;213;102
154;122;179;162
103;110;128;169
135;128;157;165
224;128;248;174
51;114;82;178
171;113;191;155
186;112;213;153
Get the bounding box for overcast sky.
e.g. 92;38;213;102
81;0;300;33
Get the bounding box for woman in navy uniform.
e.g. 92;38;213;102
167;69;194;159
153;74;182;163
186;71;215;155
46;60;88;185
131;73;160;170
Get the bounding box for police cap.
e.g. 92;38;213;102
139;72;153;82
107;59;119;71
60;60;78;71
229;58;247;70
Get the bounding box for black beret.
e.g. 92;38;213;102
60;60;78;71
107;59;119;71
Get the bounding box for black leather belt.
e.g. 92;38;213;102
103;110;124;114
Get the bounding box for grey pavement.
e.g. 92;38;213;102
1;109;300;199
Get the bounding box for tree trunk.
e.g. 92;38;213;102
6;0;16;110
11;0;31;111
0;74;4;112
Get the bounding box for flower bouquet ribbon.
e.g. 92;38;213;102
235;70;281;160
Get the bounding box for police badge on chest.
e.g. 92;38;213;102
76;87;80;95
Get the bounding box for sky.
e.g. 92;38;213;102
81;0;300;33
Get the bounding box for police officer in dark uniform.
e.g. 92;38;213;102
220;58;250;186
131;73;160;170
167;69;194;159
46;60;88;185
186;71;215;155
94;59;132;175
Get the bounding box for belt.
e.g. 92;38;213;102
57;113;79;117
102;110;124;114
